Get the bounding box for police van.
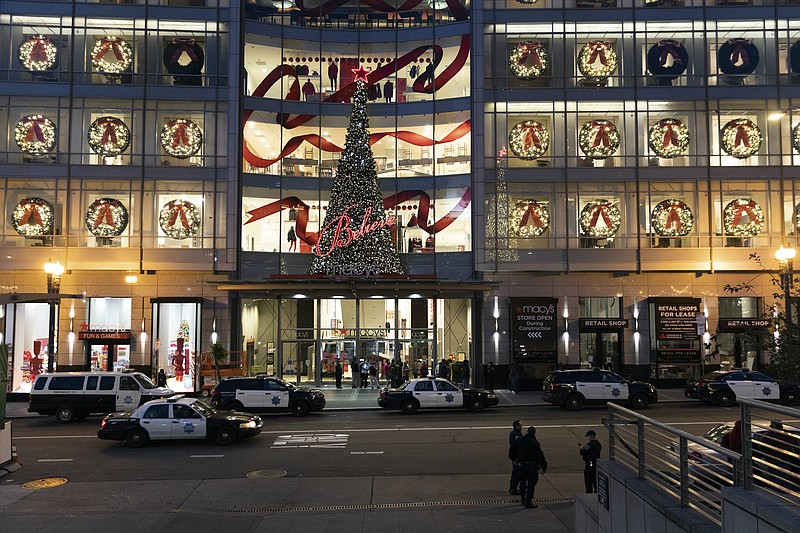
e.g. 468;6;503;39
29;371;174;423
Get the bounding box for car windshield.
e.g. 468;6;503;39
190;399;216;417
273;378;295;390
134;374;158;390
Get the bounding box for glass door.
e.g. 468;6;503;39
281;340;316;385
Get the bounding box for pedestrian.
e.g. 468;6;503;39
350;355;359;388
360;359;370;388
411;358;419;379
420;359;428;377
381;359;389;386
369;360;379;389
580;429;602;493
461;359;471;389
157;368;167;388
334;358;343;389
403;361;410;382
721;420;742;453
485;361;496;392
509;362;519;394
287;225;297;252
508;420;524;495
509;426;548;508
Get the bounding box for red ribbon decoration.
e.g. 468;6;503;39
665;204;682;231
517;42;543;68
19;200;46;226
728;39;751;66
94;38;126;63
733;124;751;149
519;203;544;228
661;123;680;148
169;38;199;65
658;39;683;67
28;37;52;63
591;121;612;148
587;42;610;66
589;203;613;229
169;121;191;147
167;202;191;228
94;202;116;228
100;121;119;145
244;189;471;245
730;200;759;227
24;117;47;143
523;124;542;150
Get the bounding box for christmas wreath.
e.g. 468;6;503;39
579;199;621;238
720;118;761;159
790;40;800;74
717;39;759;76
91;37;132;74
648;118;690;159
160;119;203;159
723;198;763;237
14;114;57;155
650;199;693;237
162;38;205;76
509;121;549;159
646;39;688;79
508;41;548;79
18;35;58;72
792;123;800;154
513;200;550;238
12;197;54;238
578;119;620;160
85;198;128;237
159;199;201;240
578;41;618;79
88;116;130;156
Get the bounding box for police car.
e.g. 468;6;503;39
542;369;657;410
377;377;499;414
685;370;799;407
97;396;263;448
210;376;326;417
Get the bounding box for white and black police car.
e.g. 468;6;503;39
97;395;263;448
210;375;326;417
542;369;658;410
685;369;800;407
378;376;499;414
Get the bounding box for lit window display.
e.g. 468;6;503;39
152;301;201;393
6;303;54;393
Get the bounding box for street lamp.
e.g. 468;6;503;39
44;259;64;373
775;245;796;325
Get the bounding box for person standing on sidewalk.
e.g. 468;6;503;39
508;420;524;495
461;359;470;389
485;361;496;392
334;358;343;389
509;426;548;508
580;429;602;493
508;362;519;394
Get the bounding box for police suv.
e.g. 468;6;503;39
210;376;326;416
685;369;799;407
542;369;657;410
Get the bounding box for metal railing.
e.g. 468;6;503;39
607;399;800;526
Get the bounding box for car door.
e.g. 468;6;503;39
116;375;142;411
140;403;172;440
434;380;463;407
171;403;206;440
750;372;780;400
602;372;629;401
264;378;290;411
724;373;754;399
412;380;438;407
575;371;605;402
235;378;265;410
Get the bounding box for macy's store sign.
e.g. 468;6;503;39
314;203;396;258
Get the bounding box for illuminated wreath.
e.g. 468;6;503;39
14;115;57;155
85;198;128;237
88;116;130;156
648;118;690;159
646;39;688;79
163;38;205;75
580;200;621;239
159;199;201;240
578;41;618;79
508;41;548;79
12;197;54;238
160;119;203;159
718;39;759;76
792;123;800;154
18;35;58;72
91;37;132;74
721;118;762;159
513;200;550;238
578;119;620;160
509;121;549;159
723;198;763;237
650;199;693;237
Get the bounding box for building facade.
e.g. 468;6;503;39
2;0;794;394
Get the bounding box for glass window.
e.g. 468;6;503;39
89;298;131;329
99;376;116;390
34;377;47;390
144;405;170;419
173;404;200;418
119;375;138;391
86;376;99;390
48;376;85;390
435;380;459;391
414;380;434;391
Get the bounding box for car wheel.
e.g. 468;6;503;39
200;389;210;398
55;406;76;423
214;426;237;446
223;400;244;412
716;391;735;407
401;399;419;414
291;401;310;417
564;394;584;411
630;393;649;410
125;428;149;448
782;389;799;406
468;398;485;413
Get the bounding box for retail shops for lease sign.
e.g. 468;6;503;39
510;297;558;363
650;298;702;364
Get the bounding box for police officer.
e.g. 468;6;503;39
509;426;548;508
508;420;523;495
580;429;602;493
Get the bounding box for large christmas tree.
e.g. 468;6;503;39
308;68;404;275
484;146;519;263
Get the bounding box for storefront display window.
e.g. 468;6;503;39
86;297;132;372
579;297;623;371
151;299;201;393
6;302;54;393
716;296;763;370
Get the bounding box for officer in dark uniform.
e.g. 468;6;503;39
509;426;548;508
508;420;524;495
580;429;602;493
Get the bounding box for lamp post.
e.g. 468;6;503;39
775;245;796;325
44;259;64;373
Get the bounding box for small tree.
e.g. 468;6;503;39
210;343;228;385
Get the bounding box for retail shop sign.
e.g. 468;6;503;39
510;298;558;362
315;203;396;258
579;319;629;331
78;330;132;341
